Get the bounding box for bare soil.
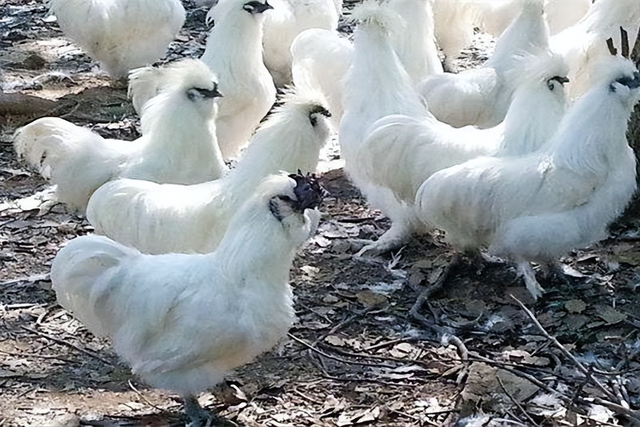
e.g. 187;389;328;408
2;1;640;426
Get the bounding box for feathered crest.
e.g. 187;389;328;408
157;59;217;92
505;50;569;88
349;0;406;34
271;87;331;119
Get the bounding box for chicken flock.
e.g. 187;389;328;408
10;0;640;424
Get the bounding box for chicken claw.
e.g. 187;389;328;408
516;261;545;301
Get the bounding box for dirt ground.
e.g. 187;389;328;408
3;1;640;426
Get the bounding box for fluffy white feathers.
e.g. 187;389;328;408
86;90;332;254
417;55;640;299
47;0;185;78
419;0;551;128
262;0;340;87
200;0;277;159
14;59;225;213
52;172;324;424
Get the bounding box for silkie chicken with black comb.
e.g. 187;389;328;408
52;172;326;427
13;59;226;214
87;90;332;254
416;39;640;300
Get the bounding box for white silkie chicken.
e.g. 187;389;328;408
385;0;443;83
416;53;640;299
200;0;277;159
13;59;226;214
551;0;640;99
432;0;589;71
52;172;325;427
419;0;550;129
47;0;185;79
339;0;431;255
290;0;440;128
291;28;353;130
360;50;569;211
262;0;340;87
87;90;331;254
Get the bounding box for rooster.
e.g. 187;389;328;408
420;0;550;129
14;59;226;214
86;90;331;254
52;172;325;427
290;0;440;129
200;0;277;159
262;0;340;87
416;53;640;299
47;0;185;79
338;0;431;255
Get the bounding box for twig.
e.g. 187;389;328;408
510;295;619;403
20;326;114;366
291;388;324;405
128;380;168;413
0;274;50;287
287;333;395;368
497;376;540;427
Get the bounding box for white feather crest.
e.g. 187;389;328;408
349;0;406;33
505;50;569;87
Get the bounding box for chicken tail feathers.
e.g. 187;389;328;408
52;235;137;337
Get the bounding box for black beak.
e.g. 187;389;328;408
199;84;223;99
243;0;273;14
617;72;640;89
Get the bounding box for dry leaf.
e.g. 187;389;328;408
597;306;627;325
355;290;388;308
565;299;587;314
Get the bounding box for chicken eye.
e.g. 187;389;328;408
547;76;569;91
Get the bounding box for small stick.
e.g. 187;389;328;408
631;26;640;63
20;325;114;366
621;27;630;59
497;376;540;427
607;38;617;56
128;380;168;413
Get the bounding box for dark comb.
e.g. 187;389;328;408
289;170;328;210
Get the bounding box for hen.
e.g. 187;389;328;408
52;172;325;427
47;0;185;79
420;0;550;128
339;0;430;255
262;0;340;87
360;50;568;211
14;59;225;214
416;53;640;299
200;0;277;159
87;90;331;254
291;28;352;130
432;0;589;70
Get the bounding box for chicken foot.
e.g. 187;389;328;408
183;395;235;427
355;222;412;257
409;253;462;330
515;260;545;301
